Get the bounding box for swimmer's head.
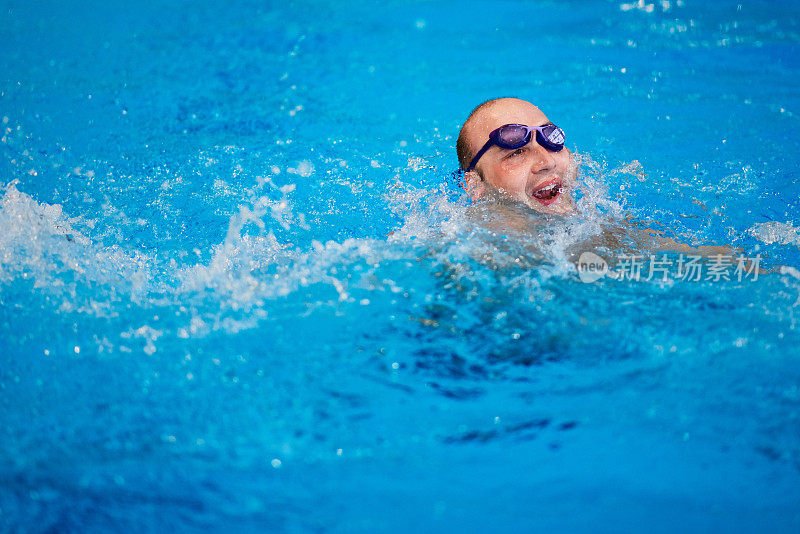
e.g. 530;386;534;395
456;97;576;215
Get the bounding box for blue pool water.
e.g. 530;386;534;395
2;0;800;531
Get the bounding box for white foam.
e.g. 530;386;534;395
0;180;153;299
748;221;800;247
0;180;90;246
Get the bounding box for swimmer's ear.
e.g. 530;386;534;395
462;171;485;201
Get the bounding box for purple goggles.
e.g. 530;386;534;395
465;123;565;172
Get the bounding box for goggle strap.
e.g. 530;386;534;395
465;140;494;172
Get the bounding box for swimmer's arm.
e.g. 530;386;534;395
626;216;736;257
629;218;783;274
646;230;735;257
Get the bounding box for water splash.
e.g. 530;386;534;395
748;221;800;247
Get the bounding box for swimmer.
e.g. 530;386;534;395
455;97;736;258
456;97;577;216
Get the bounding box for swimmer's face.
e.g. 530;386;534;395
463;98;576;215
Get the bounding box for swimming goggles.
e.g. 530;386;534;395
465;123;565;172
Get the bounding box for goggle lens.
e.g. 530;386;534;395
496;124;531;147
540;124;565;146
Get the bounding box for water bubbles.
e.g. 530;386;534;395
287;160;314;177
620;0;655;13
133;325;162;355
748;221;800;246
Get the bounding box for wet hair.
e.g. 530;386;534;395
456;97;512;172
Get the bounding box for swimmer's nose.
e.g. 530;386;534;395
529;144;556;174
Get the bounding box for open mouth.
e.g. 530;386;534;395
530;179;562;206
